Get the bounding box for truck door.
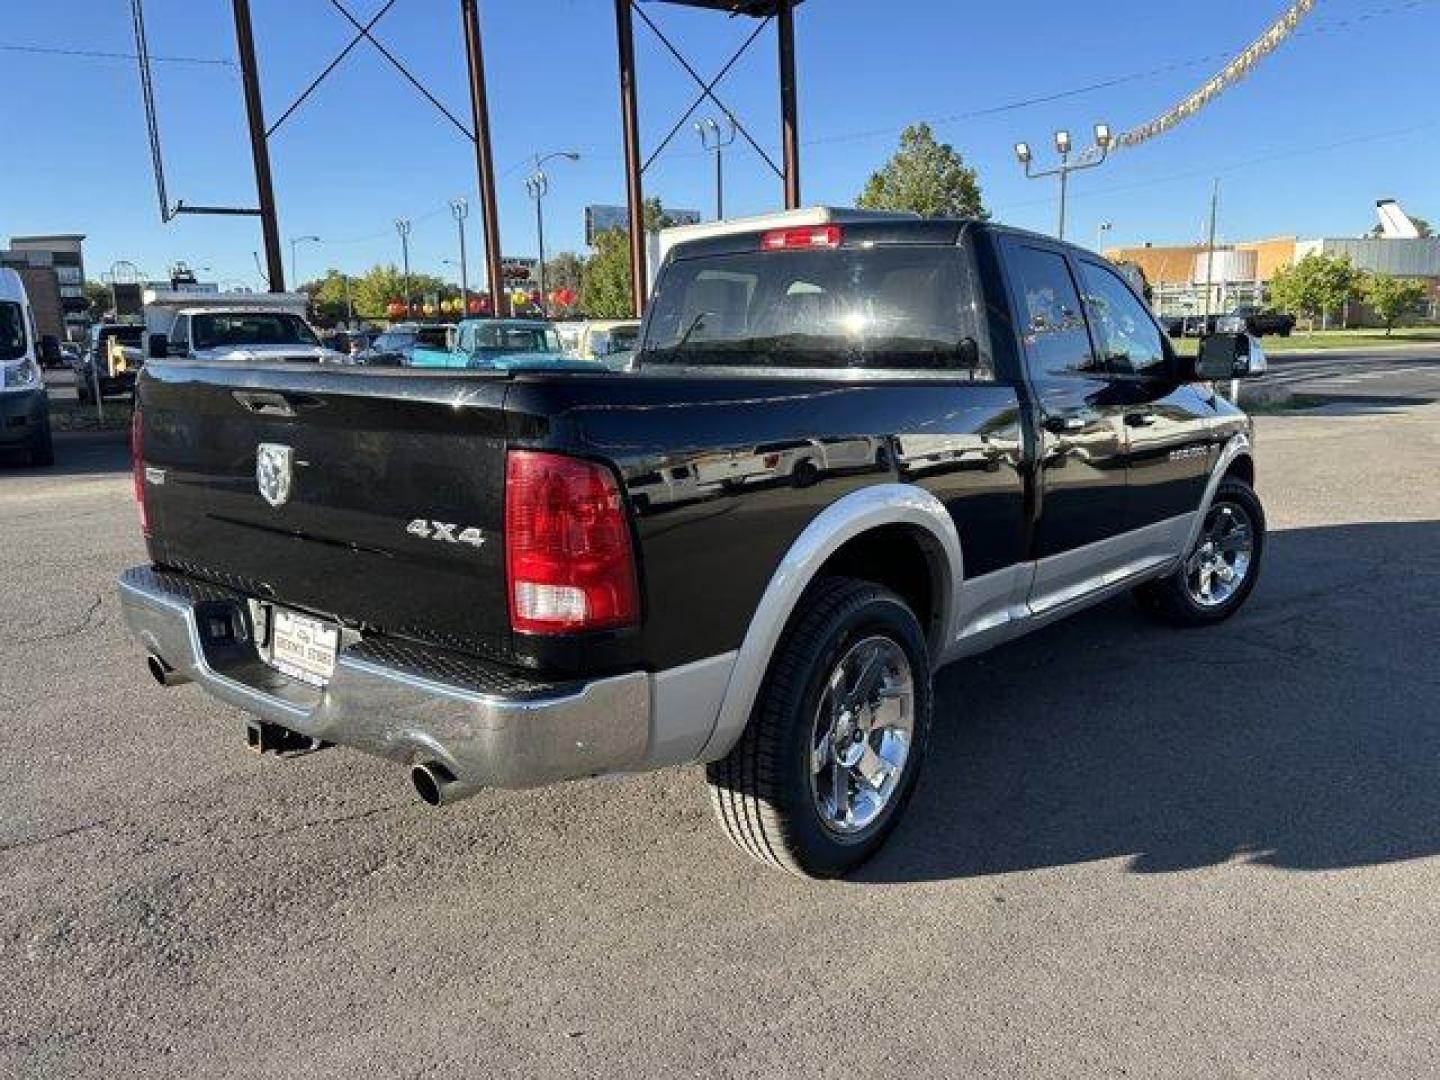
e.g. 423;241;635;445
999;237;1131;598
1071;256;1211;531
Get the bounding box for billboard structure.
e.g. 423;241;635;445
585;205;701;247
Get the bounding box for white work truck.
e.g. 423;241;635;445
143;290;344;365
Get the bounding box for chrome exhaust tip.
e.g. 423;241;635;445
411;761;483;808
146;653;189;687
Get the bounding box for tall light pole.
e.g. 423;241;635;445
524;151;579;317
695;116;736;221
289;234;320;288
394;218;412;317
450;197;470;316
1096;220;1113;253
1015;124;1113;241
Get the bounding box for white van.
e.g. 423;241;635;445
0;267;54;467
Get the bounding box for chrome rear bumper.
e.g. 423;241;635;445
117;566;651;792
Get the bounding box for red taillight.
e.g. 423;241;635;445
131;407;150;538
505;450;639;635
760;224;842;251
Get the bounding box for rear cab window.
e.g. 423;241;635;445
639;232;991;379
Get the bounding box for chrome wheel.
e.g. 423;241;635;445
808;635;915;835
1186;501;1255;608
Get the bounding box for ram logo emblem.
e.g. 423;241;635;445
256;443;294;508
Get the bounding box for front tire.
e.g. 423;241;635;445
1134;477;1265;624
706;577;932;878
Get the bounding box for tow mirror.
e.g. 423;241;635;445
1195;332;1267;380
148;333;169;360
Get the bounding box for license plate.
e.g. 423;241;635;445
268;608;339;687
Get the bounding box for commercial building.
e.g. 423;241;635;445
1105;232;1440;324
0;234;88;340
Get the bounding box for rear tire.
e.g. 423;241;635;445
1134;478;1265;625
29;426;54;467
705;577;932;878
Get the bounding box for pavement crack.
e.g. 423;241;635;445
3;592;109;645
0;819;109;856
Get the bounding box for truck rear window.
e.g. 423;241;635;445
639;245;986;375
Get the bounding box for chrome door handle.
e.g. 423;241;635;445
1124;412;1158;428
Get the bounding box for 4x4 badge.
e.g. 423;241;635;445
256;443;294;508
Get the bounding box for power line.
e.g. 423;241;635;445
0;42;232;66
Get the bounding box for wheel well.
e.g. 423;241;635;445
812;524;946;648
1223;452;1255;487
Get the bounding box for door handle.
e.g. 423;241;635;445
1124;411;1158;428
1044;414;1085;434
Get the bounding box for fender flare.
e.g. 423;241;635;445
1183;433;1254;554
696;484;963;762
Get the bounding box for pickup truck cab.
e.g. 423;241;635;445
0;267;54;466
143;291;343;365
118;209;1268;877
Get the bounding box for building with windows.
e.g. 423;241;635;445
1105;231;1440;323
1;234;88;340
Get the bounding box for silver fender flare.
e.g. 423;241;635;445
1182;433;1254;555
696;484;963;762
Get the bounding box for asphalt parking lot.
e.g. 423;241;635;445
4;364;1440;1078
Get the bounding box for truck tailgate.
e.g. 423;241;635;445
139;363;513;660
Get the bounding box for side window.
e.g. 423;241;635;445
1076;261;1166;377
1007;245;1099;379
170;316;189;352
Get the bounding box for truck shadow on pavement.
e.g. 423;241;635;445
862;520;1440;884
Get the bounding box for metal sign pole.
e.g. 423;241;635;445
230;0;285;292
615;0;648;317
460;0;505;320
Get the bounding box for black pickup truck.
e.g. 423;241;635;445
118;211;1268;877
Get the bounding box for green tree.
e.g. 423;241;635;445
299;270;359;326
1362;273;1428;334
856;122;987;219
580;229;635;318
1267;253;1362;330
83;280;112;320
351;264;448;320
544;251;586;295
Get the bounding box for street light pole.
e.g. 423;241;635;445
1015;124;1113;242
289;234;320;288
525;172;548;317
523;152;578;318
1096;220;1113;253
450;197;470;315
394;218;412;316
695;116;736;220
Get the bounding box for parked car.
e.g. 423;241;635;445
408;318;592;370
145;301;344;366
574;319;642;365
354;323;455;366
76;323;144;403
1217;305;1294;337
58;342;82;369
118;208;1269;878
0;267;54;466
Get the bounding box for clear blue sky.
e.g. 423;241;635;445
2;0;1435;288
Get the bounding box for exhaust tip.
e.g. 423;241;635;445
146;653;187;687
411;762;451;807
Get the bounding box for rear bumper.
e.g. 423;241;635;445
116;566;652;790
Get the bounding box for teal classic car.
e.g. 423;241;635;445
409;318;602;370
